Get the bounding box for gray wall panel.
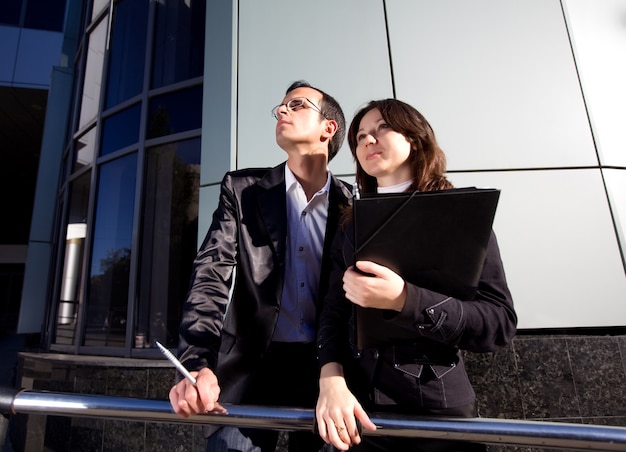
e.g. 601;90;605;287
386;0;596;170
450;169;626;328
563;0;626;167
237;0;393;174
202;0;238;186
603;168;626;266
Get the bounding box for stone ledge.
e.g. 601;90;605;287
18;352;172;368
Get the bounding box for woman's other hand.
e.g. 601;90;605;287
316;363;376;450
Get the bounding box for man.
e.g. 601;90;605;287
169;81;351;452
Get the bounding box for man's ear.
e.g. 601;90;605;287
322;119;338;139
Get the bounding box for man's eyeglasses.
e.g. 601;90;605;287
271;97;328;120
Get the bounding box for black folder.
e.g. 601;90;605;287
353;187;500;349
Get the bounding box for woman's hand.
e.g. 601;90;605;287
316;363;376;450
343;260;407;311
168;367;224;417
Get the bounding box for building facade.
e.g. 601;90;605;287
0;0;66;346
3;0;626;450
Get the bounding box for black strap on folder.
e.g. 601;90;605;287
354;189;420;256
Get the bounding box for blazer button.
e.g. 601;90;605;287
372;350;379;359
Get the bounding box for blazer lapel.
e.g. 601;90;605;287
257;163;287;262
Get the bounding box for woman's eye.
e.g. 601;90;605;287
356;134;366;141
379;123;389;130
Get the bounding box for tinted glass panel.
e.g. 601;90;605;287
83;153;137;346
0;0;22;26
55;171;91;345
151;0;205;88
100;103;140;156
136;138;200;347
147;85;203;139
24;0;66;31
105;0;148;109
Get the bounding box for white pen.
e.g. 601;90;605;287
155;340;197;386
353;182;361;200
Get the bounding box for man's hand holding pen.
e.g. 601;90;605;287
169;367;226;417
156;340;226;417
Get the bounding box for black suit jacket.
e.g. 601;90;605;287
178;162;352;405
317;224;517;411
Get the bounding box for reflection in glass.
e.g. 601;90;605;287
55;171;91;345
78;18;107;130
151;0;206;88
100;104;140;156
58;224;86;322
147;85;202;139
137;139;200;347
74;127;96;172
105;0;149;109
83;153;137;346
91;0;108;20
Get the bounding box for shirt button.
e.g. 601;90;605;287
301;211;307;216
300;282;304;287
298;246;304;252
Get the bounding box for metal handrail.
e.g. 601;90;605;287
2;388;626;450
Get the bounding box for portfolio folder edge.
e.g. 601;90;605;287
353;187;501;349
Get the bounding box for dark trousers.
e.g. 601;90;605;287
207;342;324;452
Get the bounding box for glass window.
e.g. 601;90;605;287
74;126;96;172
78;17;107;130
91;0;108;21
105;0;149;109
24;0;66;32
0;0;23;26
55;171;91;345
136;138;200;348
100;103;140;156
147;85;203;139
83;153;137;347
151;0;205;89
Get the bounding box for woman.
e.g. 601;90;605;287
315;99;517;451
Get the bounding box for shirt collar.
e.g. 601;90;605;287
285;164;331;196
